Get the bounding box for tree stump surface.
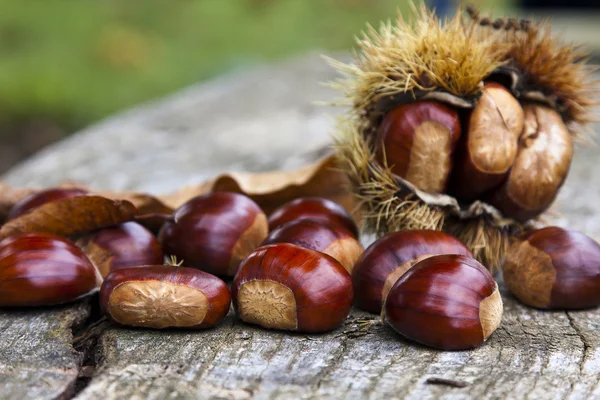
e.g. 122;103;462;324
2;53;600;400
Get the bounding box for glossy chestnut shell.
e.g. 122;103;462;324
384;254;502;350
78;222;163;278
100;265;231;329
267;197;358;238
503;227;600;309
232;243;353;333
262;218;363;274
159;192;268;277
0;232;98;307
352;230;472;313
374;100;461;194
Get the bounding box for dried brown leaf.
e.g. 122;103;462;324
0;196;137;240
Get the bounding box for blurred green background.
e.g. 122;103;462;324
0;0;513;172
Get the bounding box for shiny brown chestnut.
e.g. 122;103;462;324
77;221;163;278
262;219;363;274
8;188;88;220
267;197;359;238
374;100;462;194
159;192;268;277
383;254;502;350
352;230;472;313
488;103;573;223
504;227;600;309
100;265;231;329
232;243;353;333
0;232;99;307
451;82;524;199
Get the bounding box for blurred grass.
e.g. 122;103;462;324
0;0;509;130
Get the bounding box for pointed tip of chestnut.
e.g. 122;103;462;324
267;197;359;238
352;230;472;314
262;218;363;274
504;227;600;310
77;221;163;278
100;265;231;329
159;192;268;277
383;254;502;350
232;243;353;333
375;100;461;193
8;188;88;220
0;232;98;307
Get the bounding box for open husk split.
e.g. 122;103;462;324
331;5;597;271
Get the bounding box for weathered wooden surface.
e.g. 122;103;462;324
2;53;600;400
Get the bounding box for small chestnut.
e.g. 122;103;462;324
374;100;462;193
383;254;502;350
503;227;600;309
352;230;472;313
100;265;231;329
488;103;573;222
451;82;524;199
8;188;88;220
0;233;99;307
232;243;353;333
267;197;359;238
262;219;363;274
77;221;163;278
159;192;268;277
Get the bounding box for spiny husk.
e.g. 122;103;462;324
334;118;521;271
475;13;599;135
327;3;507;114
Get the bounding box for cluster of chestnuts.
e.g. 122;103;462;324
375;84;572;223
1;186;600;351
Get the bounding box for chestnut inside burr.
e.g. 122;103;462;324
107;280;209;329
237;280;298;330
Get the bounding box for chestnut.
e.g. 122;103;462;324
0;233;99;307
374;100;461;193
451;82;524;199
267;197;359;238
488;103;573;222
232;243;353;333
352;230;472;313
8;188;88;220
503;227;600;309
77;222;163;278
159;192;268;277
383;254;502;350
100;265;231;329
262;219;363;274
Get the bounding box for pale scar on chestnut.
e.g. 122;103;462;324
406;121;452;193
108;280;209;329
479;286;503;340
238;279;298;330
229;213;269;275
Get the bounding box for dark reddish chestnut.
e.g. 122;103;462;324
451;82;524;199
8;188;88;220
383;254;502;350
77;222;163;278
352;230;472;313
100;265;231;329
0;233;99;307
374;100;461;194
488;104;573;223
232;243;353;333
503;227;600;309
159;192;268;277
268;197;359;238
262;219;363;274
